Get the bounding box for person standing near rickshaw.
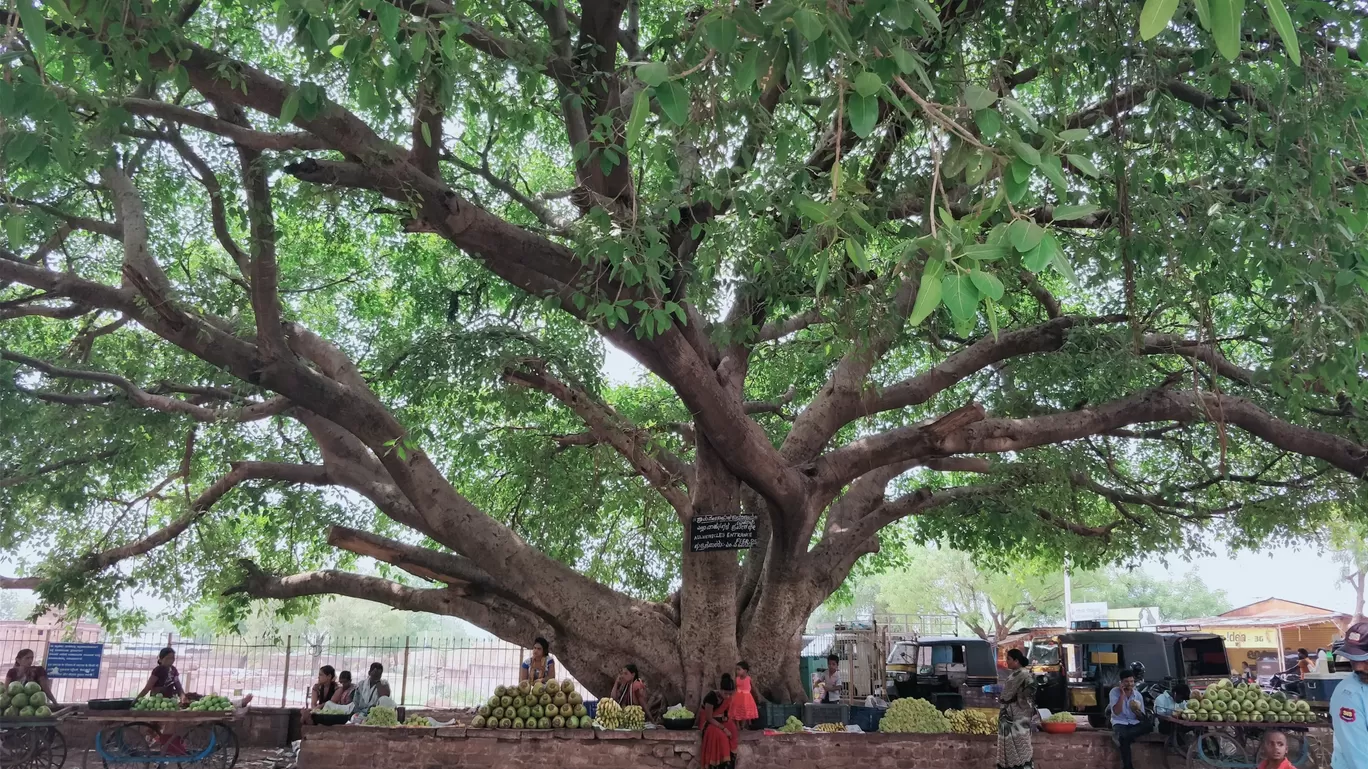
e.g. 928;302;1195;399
997;649;1036;769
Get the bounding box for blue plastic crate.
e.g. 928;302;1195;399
846;705;885;732
584;700;598;719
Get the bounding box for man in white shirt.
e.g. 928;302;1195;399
1110;668;1148;769
814;653;844;703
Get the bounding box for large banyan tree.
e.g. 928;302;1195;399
2;0;1367;702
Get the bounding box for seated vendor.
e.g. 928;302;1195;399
4;649;57;705
609;664;648;709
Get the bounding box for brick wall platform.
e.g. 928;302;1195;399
299;724;1176;769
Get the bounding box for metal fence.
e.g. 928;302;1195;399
0;625;585;710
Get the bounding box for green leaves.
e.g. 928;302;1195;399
941;273;980;321
969;269;1004;301
280;90;301;125
1209;0;1245;62
847;93;879;139
1262;0;1300;65
1138;0;1180;40
1067;153;1101;178
625;89;650;149
853;72;883;98
1011;141;1041;166
908;257;944;326
1051;204;1101;222
1009;219;1046;252
16;1;48;61
655;82;690;126
963;84;998;111
705;16;738;55
793;9;824;41
636;62;670;87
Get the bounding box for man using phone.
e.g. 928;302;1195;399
1110;667;1148;769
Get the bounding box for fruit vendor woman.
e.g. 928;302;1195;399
519;637;556;683
135;647;193;705
5;649;56;705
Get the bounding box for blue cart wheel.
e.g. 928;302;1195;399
182;724;238;769
98;722;163;769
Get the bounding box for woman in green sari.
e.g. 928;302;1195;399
998;649;1037;769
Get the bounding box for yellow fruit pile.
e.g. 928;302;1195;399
815;722;844;732
947;708;996;735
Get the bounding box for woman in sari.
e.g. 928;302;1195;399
698;690;733;769
998;649;1037;769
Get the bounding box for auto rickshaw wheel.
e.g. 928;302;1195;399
1087;714;1109;729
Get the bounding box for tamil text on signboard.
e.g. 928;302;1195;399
689;515;758;552
45;643;104;679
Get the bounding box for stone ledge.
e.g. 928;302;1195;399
299;724;1180;769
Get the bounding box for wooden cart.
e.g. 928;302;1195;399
78;710;242;769
1157;714;1329;768
0;707;75;769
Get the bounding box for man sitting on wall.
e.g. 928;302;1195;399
1110;666;1149;769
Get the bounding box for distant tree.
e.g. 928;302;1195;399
870;549;1065;642
847;547;1231;637
0;591;35;621
1074;567;1231;622
1328;520;1368;623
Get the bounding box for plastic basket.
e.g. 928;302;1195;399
802;703;849;727
847;706;885;732
760;703;802;729
584;700;598;719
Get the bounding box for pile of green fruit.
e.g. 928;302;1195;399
132;693;181;712
879;698;949;734
363;706;399;726
1176;680;1319;724
402;714;431;727
946;709;996;735
188;695;233;712
777;715;804;733
1;682;52;717
470;679;591;729
1043;712;1076;724
664;706;694;720
593;698;645;730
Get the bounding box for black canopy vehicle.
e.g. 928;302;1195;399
1033;626;1231;728
884;636;997;710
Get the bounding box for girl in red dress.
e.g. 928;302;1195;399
697;690;733;769
731;661;759;730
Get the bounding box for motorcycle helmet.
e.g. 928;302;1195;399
1129;661;1146;682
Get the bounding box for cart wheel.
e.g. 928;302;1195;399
1187;729;1249;768
24;729;64;769
1;728;40;769
99;723;163;769
182;724;238;769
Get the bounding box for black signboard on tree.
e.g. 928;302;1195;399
689;514;758;552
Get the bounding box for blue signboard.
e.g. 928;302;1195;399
45;643;104;679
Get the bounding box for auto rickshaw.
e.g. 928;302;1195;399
1033;624;1231;727
884;636;998;709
